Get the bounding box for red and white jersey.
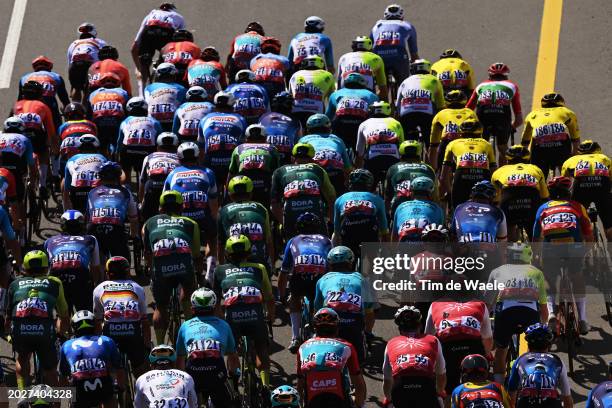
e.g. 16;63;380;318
67;38;107;65
383;334;445;379
425;301;492;342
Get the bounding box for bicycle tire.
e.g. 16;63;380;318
167;289;181;345
565;303;578;376
300;297;313;341
121;353;134;408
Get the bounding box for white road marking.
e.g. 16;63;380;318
0;0;28;89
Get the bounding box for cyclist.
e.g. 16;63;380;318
187;46;227;96
259;91;302;165
297;307;366;408
67;22;107;102
271;385;301;408
288;16;334;74
88;45;132;97
145;62;187;131
226;21;266;82
279;212;332;352
135;345;198;408
301;114;352;194
0;201;20;328
370;4;419;85
451;354;511;408
93;256;150;377
251;37;291;98
198;92;247;187
45;210;101;311
213;235;274;390
89;72;128;155
226;69;270;124
172;86;214;143
7;250;70;388
159;29;201;84
383;306;445;407
59;310;123;407
440;119;496;208
177;287;240;406
63;134;107;214
58;102;97;175
561;139;612;240
139;132;180;221
487;242;548;383
467;62;523;166
117;96;163;181
431;49;475;96
392;176;444;242
288;55;336;127
337;36;387;99
396;58;445;149
585;363;612;408
314;246;373;363
507;323;572;408
131;2;185;91
333;169;389;254
428;89;478;171
356;101;403;181
143;190;201;344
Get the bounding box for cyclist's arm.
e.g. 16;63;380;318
0;209;20;265
578;205;594;242
434;339;447;396
481;305;494;353
376;197;390;241
566;111;580;154
320;169;337;219
51;276;70;334
56;76;71;107
131;16;149;70
511;86;523;129
496;211;508;242
324;37;335;74
259;263;275;320
270;170;283;223
374;56;388;100
355;123;367;169
313;280;324;311
559;363;573;407
465;89;478;110
407;27;418;61
42;106;59;152
190;220;203;275
346;342;366;407
382;348;393;399
278;240;293;300
433;80;445;112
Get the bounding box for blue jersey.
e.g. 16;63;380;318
300;133;351;174
117;115;162;155
44;234;99;272
0;206;15;241
198;112;247;170
172;101;214;141
59;335;121;380
259;112;301;163
144;82;187;124
281;234;331;276
370;19;418;62
288;32;334;70
314;271;371;315
451;201;507;242
176;315;236;360
64;153;107;190
0;132;35;174
586;381;612;408
20;70;69;108
507;352;568;400
225;83;269;123
393;199;444;241
334;191;388;237
87;184;135;226
164;165;218;220
325;88;379;121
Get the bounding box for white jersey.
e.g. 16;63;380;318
134;9;185;44
356;117;402;159
67;38;107;65
139;152;180;186
93;279;147;323
174;102;214;139
134;369;197;408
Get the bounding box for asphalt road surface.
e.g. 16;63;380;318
0;1;611;406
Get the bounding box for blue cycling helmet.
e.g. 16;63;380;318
327;246;355;266
149;344;177;366
99;161;122;180
271;385;300;408
306;113;331;132
296;212;322;234
471;180;496;199
525;323;554;349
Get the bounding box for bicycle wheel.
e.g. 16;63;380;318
121;353;134;408
565;302;579;376
300;297;313;341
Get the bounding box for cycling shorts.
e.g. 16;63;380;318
282;198;326;240
365;155;398;186
141;180;165;221
185;212;216;245
493;304;540;348
452;168;490;208
151;269;195;307
437;138;457;173
327;171;347;196
332;116;363;152
26;129;48;154
338;313;366;364
391;376;438;408
542;255;585;299
88;223;130;259
12;172;25;202
72;375;114;408
49;267;93;312
68;60;92;91
572;178;612;229
441;338;484;393
288;273;321;304
103;321;146;368
138;26;174;62
517;397;562;408
93;120;121;149
384;57;411;86
186;366;237;408
306;393;352;408
225;305;269;348
477;109;512;146
69;187;92;215
119;149;151;177
11;319;57;369
399;112;433;148
531;146;571;178
500;187;542;237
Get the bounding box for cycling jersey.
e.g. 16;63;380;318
356;117;404;161
12;99;56;150
396;74;445;116
64;153;107;190
443;138;496;170
451;201;507;242
228;142;280;204
289;69;335;114
228;31;264;71
563;153;611;179
89;86;128;123
467;79;522;116
521;106;579;149
218;201;272;263
431;58;475;92
370;20;418;61
326;88;379;121
93;279;146;323
186;59;226;96
250;52;291;95
160;40;201;69
225;82;269;123
300;133;351;176
134;9;185;43
258;111;301;164
383;333;444;378
140;151;180;191
507;352;571;401
67;38;107;65
487;264;547;307
384;161;438;209
19;70;70;110
164;164;218;222
135;369;197;408
198;112;247;177
288;32;334;69
586;381;612;408
87;184;137;227
451;381;510;408
393;199;444;241
88;59;132;96
172;101;214;141
425;301;491;342
491;164;549;199
337;51;387;91
0;132;34;176
0;168;16;205
533;199;591;242
59;120;98;161
314;271;372;313
281;234;332;277
144;82;187;126
334;191;388;248
430;108;479;146
117;115;162;157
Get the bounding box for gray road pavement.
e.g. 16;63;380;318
0;1;610;406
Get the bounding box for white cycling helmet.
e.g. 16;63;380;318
3;116;25;133
71;310;95;331
214;91;236;108
191;287;217;311
186;86;207;101
177;141;199;160
156;62;178;78
235;69;256;83
156;132;179;147
245;124;267;140
304;16;325;31
384;4;404;20
126;96;148;113
78;134;101;149
78;22;97;37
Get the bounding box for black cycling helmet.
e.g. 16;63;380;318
505;144;531;163
460;354;489;382
63;102;86;120
348;168;375;191
525;323;554;349
106;256;130;279
295;212;322;235
60;210;86;235
246;21;265;35
394;305;422;331
578;139;602;154
172;29;193;42
159;2;176;11
271;91;294;113
98;45;119;60
459;119;483;137
541;92;565;108
99;161;122;180
440;49;462;59
470;180;496;200
201;47;220;62
22;80;44;99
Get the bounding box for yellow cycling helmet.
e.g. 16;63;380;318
578;140;602;154
23;250;49;271
505;145;531;162
228;175;254;195
159;190;184;207
292;142;315;159
459;119;483;137
445;90;467;106
399;140;423;158
225;234;252;256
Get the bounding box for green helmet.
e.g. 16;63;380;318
344;72;368;88
348;168;374;190
410;176;435;194
228;175;254;195
191;287;217;311
225;234;252;256
352;35;373;51
292;142;315;158
399;140;423;158
306;113;331;132
23;250;49;271
508;242;533;264
327;246;355;266
159;190;184;208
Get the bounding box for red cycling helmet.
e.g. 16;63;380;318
261;37;282;54
547;176;572;191
488;62;510;77
32;56;53;71
99;72;121;88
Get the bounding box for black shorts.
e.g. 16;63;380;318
72;375;114;408
26;129;48;154
141;180;164;221
94;120;121;149
69;60;92;91
451;168;490;208
288;273;321;303
186;213;217;246
391;376;438;408
517;397;562;408
399;112;434;148
500;187;542;236
477;109;512;146
332;116;363;152
103;322;146;368
225;306;269;348
69;187;92;215
49;267;93;312
119;149;151;177
306;393;351;408
187;365;237;408
151;269;195;307
338;314;366;363
441;338;484;393
87;223;130;260
364;155;398;186
573;178;612;229
531;146;571;178
282;198;326;240
138;26;174;64
12;171;25;202
494;304;540;348
327;170;347;195
11;319;57;370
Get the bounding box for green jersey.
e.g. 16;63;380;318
218;201;272;262
385;161;438;210
271;163;335;204
228;143;281;176
8;275;68;320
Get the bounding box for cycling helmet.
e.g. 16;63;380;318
235;69;255;83
126;96;148;115
191;287;218;311
410;176;435;194
22;80;44;99
440;49;462;59
505;144;531;162
149;344;177;366
304;16;325;32
261;37;282;54
488;62;510;77
99;72;121;88
201;46;220;62
60;209;85;234
159;190;184;208
348;168;375;190
301;55;325;70
410;59;432;75
63;102;86;120
246;124;267;140
213;91;236;108
177;141;199;160
172;29;193;42
541;92;565;108
327;246;355;267
99;161;121;180
369;101;392;116
78;134;100;150
445;90;467;106
225;234;252;256
470;180;496;199
460;354;489;382
292;142;315;159
525;323;554;349
185;86;207;102
246;21;265;35
313;307;339;327
71;310;95;332
271;91;294;112
271;385;300;408
459;119;483;137
384;4;404;20
32;55;53;71
29;384;53;406
77;22;97;38
98;45;119;60
399;140;423;158
351;36;373;52
159;2;177;11
547;176;572;195
295;212;322;235
343;72;368;89
394;305;422;329
228;175;254;195
155;62;178;80
508;242;533;264
156;131;179;147
578;139;602;154
23;250;49;271
421;223;449;242
306;113;331;132
106;256;130;279
3;116;25;133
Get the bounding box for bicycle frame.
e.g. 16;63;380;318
167;287;181;346
238;335;263;408
557;261;580;375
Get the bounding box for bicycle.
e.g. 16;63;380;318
237;335;265;408
587;206;612;327
166;286;181;346
24;178;41;246
556;258;581;376
300;296;314;344
118;350;135;408
386;69;397;108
